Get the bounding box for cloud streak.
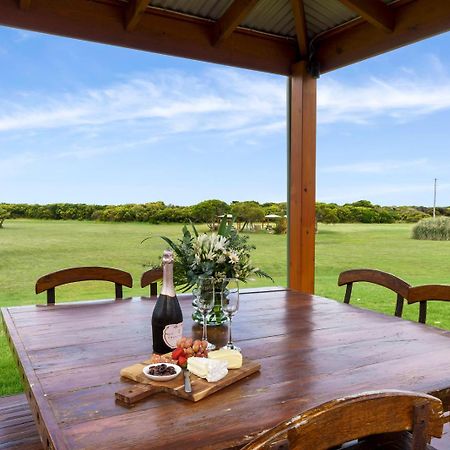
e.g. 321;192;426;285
0;69;285;137
0;61;450;142
318;63;450;124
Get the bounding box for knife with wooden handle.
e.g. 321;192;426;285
184;369;192;393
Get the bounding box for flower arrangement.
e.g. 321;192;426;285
161;218;272;292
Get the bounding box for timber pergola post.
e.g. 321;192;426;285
288;61;317;294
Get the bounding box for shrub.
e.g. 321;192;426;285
412;217;450;241
274;217;287;234
0;206;10;228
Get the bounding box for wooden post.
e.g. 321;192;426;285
287;61;317;293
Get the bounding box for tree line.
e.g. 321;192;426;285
0;200;448;226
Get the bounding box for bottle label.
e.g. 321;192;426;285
163;322;183;349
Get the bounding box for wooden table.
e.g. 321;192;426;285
3;289;450;450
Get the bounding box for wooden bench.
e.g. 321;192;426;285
0;394;42;449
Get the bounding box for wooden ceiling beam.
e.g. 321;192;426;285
19;0;31;10
0;0;296;75
316;0;450;73
338;0;395;32
125;0;149;32
290;0;308;58
213;0;259;46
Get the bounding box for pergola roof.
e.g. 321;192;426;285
150;0;360;39
1;0;449;76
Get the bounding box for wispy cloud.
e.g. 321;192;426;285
1;59;449;142
318;59;450;124
321;158;428;174
0;68;285;137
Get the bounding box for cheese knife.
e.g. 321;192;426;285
184;369;192;393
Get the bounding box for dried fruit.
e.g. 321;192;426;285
148;364;177;376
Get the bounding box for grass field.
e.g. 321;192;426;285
1;220;450;395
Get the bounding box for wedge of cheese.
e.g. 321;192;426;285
207;349;243;369
187;357;228;382
187;357;209;378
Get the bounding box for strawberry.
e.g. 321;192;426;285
172;347;183;360
178;356;187;368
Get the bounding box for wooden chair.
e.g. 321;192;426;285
35;267;133;304
338;269;411;318
140;267;163;297
241;390;447;450
407;285;450;324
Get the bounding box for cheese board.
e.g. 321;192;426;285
115;357;261;406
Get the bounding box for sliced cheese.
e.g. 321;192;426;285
208;348;243;369
187;357;228;382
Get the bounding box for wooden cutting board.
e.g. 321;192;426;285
115;358;261;406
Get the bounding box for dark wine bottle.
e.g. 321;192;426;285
152;250;183;354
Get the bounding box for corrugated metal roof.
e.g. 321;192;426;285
241;0;295;38
148;0;393;40
151;0;233;20
303;0;358;38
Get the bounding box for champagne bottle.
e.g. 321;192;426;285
152;250;183;354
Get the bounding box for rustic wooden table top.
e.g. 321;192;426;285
3;289;450;450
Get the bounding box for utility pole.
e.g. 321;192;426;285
433;178;437;218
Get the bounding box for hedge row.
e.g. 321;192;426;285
1;200;449;224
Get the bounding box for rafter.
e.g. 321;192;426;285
338;0;395;32
213;0;259;46
19;0;31;10
0;0;296;75
290;0;308;58
316;0;450;73
125;0;149;32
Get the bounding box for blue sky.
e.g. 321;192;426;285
0;27;449;206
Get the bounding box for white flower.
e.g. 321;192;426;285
214;235;228;252
228;252;239;264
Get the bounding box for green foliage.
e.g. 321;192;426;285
316;203;339;224
0;206;10;228
160;217;273;290
190;199;229;228
231;201;265;231
274;217;287;234
412;217;450;241
0;200;444;226
316;201;433;225
262;202;287;216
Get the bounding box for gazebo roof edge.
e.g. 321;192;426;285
0;0;449;76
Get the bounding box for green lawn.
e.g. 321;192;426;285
1;220;450;395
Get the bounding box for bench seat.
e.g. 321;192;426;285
0;394;42;450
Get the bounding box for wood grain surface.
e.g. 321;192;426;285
4;290;450;449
